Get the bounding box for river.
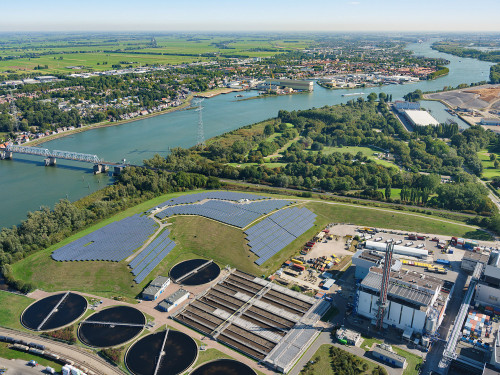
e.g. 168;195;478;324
0;41;494;228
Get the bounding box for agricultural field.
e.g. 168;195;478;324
0;34;313;75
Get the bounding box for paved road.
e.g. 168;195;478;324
0;327;123;375
0;358;46;375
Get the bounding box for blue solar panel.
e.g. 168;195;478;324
147;191;272;213
51;214;158;262
154;199;292;228
244;207;316;265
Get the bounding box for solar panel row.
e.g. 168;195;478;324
148;191;269;213
244;207;316;266
128;229;171;269
133;241;176;284
155;199;292;228
51;215;157;262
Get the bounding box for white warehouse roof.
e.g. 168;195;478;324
404;110;440;126
365;241;428;258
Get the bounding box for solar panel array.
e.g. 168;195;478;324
148;191;269;213
245;207;316;265
129;229;176;284
154;199;292;228
52;215;157;262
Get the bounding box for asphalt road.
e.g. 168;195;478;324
0;358;47;375
0;327;123;375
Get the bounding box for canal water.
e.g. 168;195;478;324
0;41;494;228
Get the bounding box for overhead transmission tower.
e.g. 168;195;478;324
376;242;394;330
195;98;205;148
10;89;19;132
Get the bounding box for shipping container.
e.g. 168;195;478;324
322;279;335;290
293;264;305;272
435;259;451;266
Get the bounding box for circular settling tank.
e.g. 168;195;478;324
126;330;197;375
21;292;87;331
169;259;220;286
78;305;145;348
190;359;257;375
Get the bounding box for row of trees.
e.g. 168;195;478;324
144;99;497;216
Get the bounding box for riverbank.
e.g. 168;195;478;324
195;87;244;98
236;90;310;102
25;94;196;147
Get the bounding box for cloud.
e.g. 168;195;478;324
348;1;360;4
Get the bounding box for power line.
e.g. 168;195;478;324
195;98;205;148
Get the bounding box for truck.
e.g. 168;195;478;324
408;234;417;240
291;258;303;265
435;259;451;266
293;264;305;272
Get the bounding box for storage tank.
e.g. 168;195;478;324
365;241;428;258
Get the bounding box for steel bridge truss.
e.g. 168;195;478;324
6;145;102;164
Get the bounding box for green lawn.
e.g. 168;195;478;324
307;201;477;237
377;188;402;199
10;189;480;303
0;291;34;330
0;342;63;372
300;344;386;375
360;337;383;351
309;146;399;169
479;150;500;179
393;347;423;375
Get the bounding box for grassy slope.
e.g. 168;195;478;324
11;191;479;300
0;291;34;330
308;201;476;237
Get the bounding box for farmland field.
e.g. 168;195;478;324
0;34;313;75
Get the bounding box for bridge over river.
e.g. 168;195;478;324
0;145;128;174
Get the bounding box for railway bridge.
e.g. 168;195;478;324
0;145;127;174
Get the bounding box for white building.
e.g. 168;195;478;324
158;288;189;312
364;241;428;259
357;267;448;334
142;276;170;301
403;109;440;127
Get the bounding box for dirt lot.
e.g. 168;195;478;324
464;87;500;103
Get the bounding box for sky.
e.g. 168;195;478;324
1;0;500;32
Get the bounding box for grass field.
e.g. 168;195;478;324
377;188;403;199
0;291;34;330
309;146;399;169
10;190;481;301
307;201;477;237
300;344;384;375
393;347;423;375
0;342;63;372
479;149;500;179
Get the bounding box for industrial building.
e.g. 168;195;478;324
158;288;189;312
476;266;500;309
372;343;407;368
264;79;314;92
172;269;329;373
462;252;490;273
402;109;440;127
141;276;170;300
394;101;421;111
336;327;362;346
357;267;449;335
364;241;428;259
352;250;402;279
